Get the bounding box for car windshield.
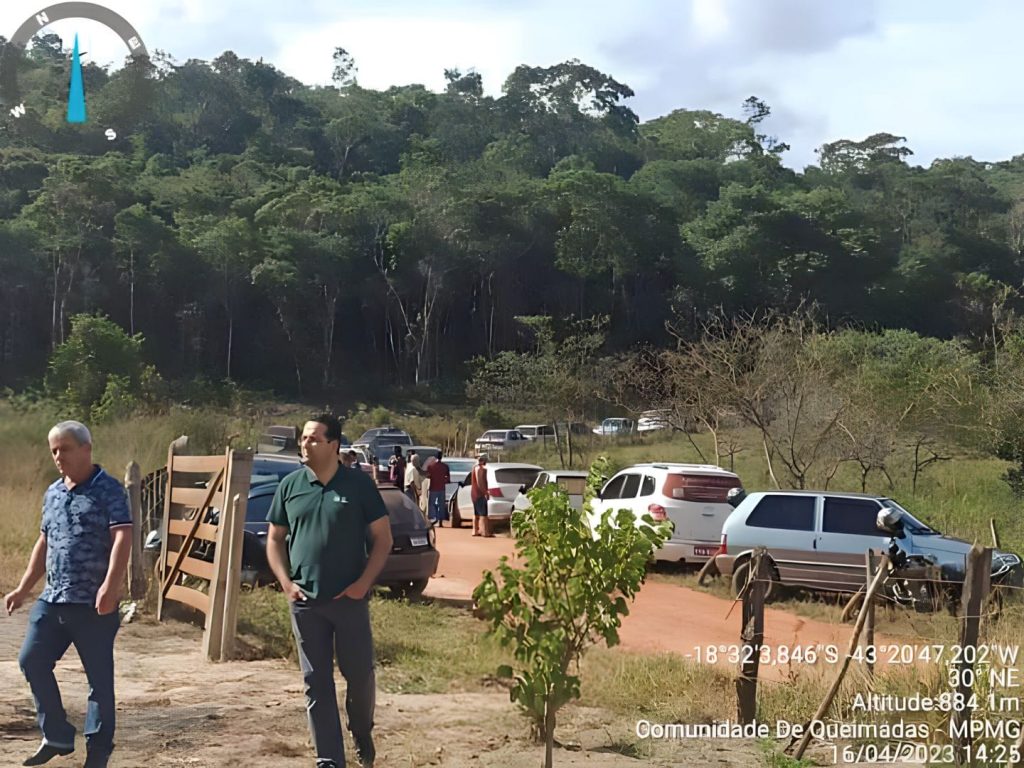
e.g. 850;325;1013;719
446;460;475;473
882;499;940;535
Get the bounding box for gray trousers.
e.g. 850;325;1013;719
289;596;376;766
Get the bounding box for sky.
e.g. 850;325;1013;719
1;0;1021;169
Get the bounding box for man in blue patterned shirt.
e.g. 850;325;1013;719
4;421;132;768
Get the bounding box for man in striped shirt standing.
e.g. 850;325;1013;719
4;421;133;768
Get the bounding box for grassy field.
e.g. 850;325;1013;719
5;399;1024;763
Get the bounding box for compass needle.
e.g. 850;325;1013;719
67;33;86;123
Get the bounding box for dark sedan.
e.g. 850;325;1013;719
147;455;439;597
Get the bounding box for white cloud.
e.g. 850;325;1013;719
1;0;1022;168
272;15;526;93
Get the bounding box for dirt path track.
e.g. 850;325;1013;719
0;526;864;766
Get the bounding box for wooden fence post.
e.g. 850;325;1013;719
124;462;146;600
736;547;768;724
793;554;890;760
219;493;247;661
203;449;252;662
864;549;877;679
952;545;992;766
156;439;182;621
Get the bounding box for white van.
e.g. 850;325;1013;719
588;463;742;563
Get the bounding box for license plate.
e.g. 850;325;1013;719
693;546;718;557
410;536;428;547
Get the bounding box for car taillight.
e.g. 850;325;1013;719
719;534;727;555
648;503;667;521
488;488;504;498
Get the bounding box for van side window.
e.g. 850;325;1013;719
747;495;815;531
620;474;641;499
639;475;656;497
822;498;884;536
601;475;627;500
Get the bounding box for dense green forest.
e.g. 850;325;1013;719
2;36;1024;397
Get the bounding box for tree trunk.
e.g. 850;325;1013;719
543;703;556;768
552;419;566;469
226;308;233;380
273;305;302;396
321;285;337;389
51;253;59;350
762;437;780;489
128;247;135;336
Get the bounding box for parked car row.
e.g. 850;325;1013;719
145;453;439;597
513;456;1024;608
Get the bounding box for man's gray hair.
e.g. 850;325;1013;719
48;420;92;446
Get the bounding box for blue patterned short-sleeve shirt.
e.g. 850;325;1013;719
40;465;132;604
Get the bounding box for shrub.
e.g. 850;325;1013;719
473;480;669;768
475;404;507;430
45;313;161;421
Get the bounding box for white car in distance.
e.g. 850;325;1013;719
637;409;672;432
474;429;530;456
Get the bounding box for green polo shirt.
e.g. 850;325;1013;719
267;464;387;600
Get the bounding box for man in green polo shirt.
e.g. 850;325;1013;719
266;413;392;768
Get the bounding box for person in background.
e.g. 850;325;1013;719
469;454;493;537
425;451;451;526
403;451;421;506
347;449;361;471
468;454;493;536
387;445;406;487
5;421;132;768
340;450;354;468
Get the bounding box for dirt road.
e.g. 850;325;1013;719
0;526;865;767
426;525;869;681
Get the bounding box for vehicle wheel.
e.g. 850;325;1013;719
730;559;777;601
451;499;463;528
405;578;429;598
390;579;429;600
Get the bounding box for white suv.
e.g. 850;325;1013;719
588;463;742;563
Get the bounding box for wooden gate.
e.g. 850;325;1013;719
155;444;252;661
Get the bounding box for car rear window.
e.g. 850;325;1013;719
822;498;884;537
495;468;541;486
382;489;426;526
662;473;740;503
747;495;815;531
557;477;587;496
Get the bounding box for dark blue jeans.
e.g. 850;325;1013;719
290;596;376;767
18;600;121;754
428;491;447;522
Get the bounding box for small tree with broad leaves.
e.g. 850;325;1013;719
473;482;669;768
